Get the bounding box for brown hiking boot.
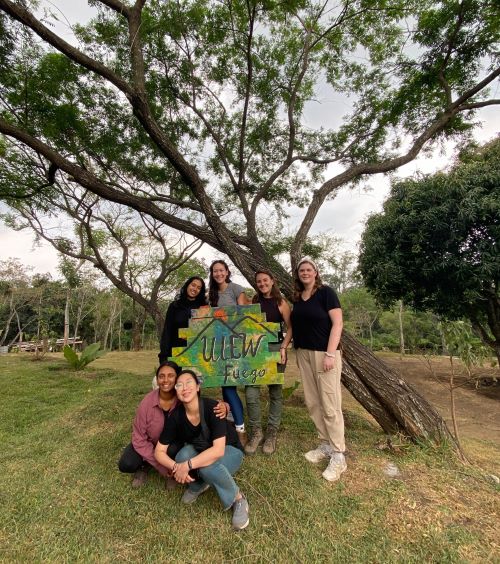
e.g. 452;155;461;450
262;427;278;455
237;429;248;447
244;428;263;455
131;468;148;488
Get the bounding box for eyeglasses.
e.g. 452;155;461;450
174;379;197;390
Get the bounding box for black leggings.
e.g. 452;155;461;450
118;442;180;473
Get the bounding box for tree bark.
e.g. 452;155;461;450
63;288;70;346
398;300;405;357
341;333;454;443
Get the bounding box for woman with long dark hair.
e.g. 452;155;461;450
159;276;207;363
155;369;249;531
288;257;346;482
244;269;291;455
208;260;249;444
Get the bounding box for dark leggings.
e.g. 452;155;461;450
222;386;244;427
118;442;180;473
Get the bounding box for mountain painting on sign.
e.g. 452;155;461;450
169;305;283;388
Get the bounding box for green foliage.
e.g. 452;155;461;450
1;0;497;206
63;342;106;371
282;379;300;399
341;286;444;353
359;138;500;358
439;321;492;372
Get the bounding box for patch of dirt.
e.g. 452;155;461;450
379;353;500;445
283;351;500;446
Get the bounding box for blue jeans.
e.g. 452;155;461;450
222;386;244;426
175;444;243;509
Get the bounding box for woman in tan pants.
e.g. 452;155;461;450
282;257;345;482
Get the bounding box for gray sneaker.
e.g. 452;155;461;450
322;452;347;482
304;442;332;463
232;494;249;530
181;483;210;504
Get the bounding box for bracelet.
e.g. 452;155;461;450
324;351;335;358
187;459;193;470
280;346;287;350
172;462;177;473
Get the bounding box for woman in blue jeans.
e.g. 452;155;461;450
208;259;249;444
155;369;249;531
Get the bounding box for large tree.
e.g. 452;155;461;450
359;138;500;363
0;0;498;442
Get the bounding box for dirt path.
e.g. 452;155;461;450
379;353;500;445
283;351;500;446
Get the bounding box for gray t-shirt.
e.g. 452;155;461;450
217;282;245;306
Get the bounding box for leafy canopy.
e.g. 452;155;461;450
359;137;500;356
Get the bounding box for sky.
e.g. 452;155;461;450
0;1;499;281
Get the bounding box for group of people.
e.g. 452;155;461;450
118;257;345;530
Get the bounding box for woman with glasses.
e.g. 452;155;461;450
155;369;249;531
118;361;226;489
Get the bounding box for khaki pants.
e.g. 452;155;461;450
296;349;345;453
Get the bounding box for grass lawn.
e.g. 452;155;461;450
1;352;499;563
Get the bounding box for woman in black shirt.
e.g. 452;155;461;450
287;257;346;483
158;276;207;363
155;370;249;531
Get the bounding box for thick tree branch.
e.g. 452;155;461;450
98;0;131;18
0;117;222;248
289;65;500;265
458;99;500;110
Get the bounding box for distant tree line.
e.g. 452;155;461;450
0;256;204;351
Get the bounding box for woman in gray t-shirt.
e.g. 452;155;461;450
208;260;249;444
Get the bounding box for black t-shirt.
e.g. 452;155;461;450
291;285;341;351
158;300;191;363
159;397;243;452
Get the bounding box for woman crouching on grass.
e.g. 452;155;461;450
118;361;227;489
155;370;249;531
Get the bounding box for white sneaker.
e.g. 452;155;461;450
322;452;347;482
304;443;332;463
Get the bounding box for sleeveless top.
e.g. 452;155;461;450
258;295;283;323
259;296;285;343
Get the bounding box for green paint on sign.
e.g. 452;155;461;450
169;305;283;388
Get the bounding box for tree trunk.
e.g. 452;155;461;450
63;288;70;346
103;297;117;350
341;333;454;443
131;303;146;352
398;300;405;357
118;305;122;352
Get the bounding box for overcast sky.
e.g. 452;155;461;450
1;1;499;281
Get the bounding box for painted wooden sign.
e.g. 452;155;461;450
169;304;283;388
